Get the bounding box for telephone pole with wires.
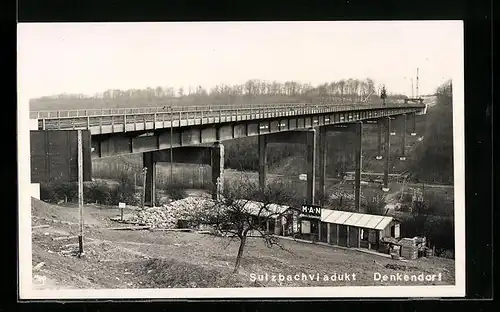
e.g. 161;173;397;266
141;167;147;209
380;85;387;106
411;78;414;98
170;106;174;185
416;68;419;98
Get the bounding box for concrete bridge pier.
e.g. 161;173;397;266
258;135;267;191
353;122;363;212
211;141;224;200
376;121;383;160
383;117;391;192
318;127;327;205
399;114;407;161
409;112;417;136
143;152;157;207
305;128;316;205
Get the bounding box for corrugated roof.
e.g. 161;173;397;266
334;211;353;224
320;209;394;230
354;214;374;227
374;217;393;230
343;213;364;226
321;209;339;222
364;215;386;229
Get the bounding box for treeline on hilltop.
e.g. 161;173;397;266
408;80;453;185
30;78;409;111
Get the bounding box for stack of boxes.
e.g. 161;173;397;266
399;237;419;260
390;245;401;259
425;247;434;257
415;236;427;257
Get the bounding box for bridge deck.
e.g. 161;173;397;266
31;102;426;135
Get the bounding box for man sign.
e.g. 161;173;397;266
301;204;321;218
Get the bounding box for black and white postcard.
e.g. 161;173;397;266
17;21;465;299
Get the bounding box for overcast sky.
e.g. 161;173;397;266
17;21;463;100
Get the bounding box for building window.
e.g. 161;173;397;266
390;225;395;237
361;229;369;241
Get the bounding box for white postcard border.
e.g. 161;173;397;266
17;20;466;299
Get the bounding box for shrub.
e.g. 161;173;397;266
40;182;59;203
365;200;386;215
40;181;77;203
166;186;188;201
110;174;140;206
401;193;413;204
84;181;112;205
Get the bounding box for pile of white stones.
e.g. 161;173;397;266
127;197;214;229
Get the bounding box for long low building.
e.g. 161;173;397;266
230;200;401;253
298;209;401;252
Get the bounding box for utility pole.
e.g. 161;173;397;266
416;68;419;98
77;130;84;257
134;172;137;192
170;106;174;185
142;167;147;209
380;85;387;106
400;176;406;201
411;78;414;98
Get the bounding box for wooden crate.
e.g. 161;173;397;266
401;252;418;260
425;248;434;257
401;246;418;259
399;238;417;247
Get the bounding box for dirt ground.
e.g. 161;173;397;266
29;197;455;290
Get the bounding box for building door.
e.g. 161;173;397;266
348;226;360;248
368;230;378;250
359;228;369;249
269;219;276;234
320;222;328;243
338;225;348;247
310;220;319;241
329;223;338;245
274;218;281;235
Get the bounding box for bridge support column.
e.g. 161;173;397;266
354;122;363;212
376;121;383;160
258;135;268;190
400;114;407;160
410;113;417;135
383;117;391;192
143;152;157;207
318;126;327;205
306;128;316;205
211;141;224;200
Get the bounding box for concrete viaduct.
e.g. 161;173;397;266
31;100;427;209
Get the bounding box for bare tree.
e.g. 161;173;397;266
189;176;300;273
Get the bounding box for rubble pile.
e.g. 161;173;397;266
126;197;215;229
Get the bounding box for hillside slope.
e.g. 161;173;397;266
30;197;455;289
408;81;453;184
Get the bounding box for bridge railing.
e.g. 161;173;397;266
30;102;315;119
29;100;411;119
32;102;425;131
